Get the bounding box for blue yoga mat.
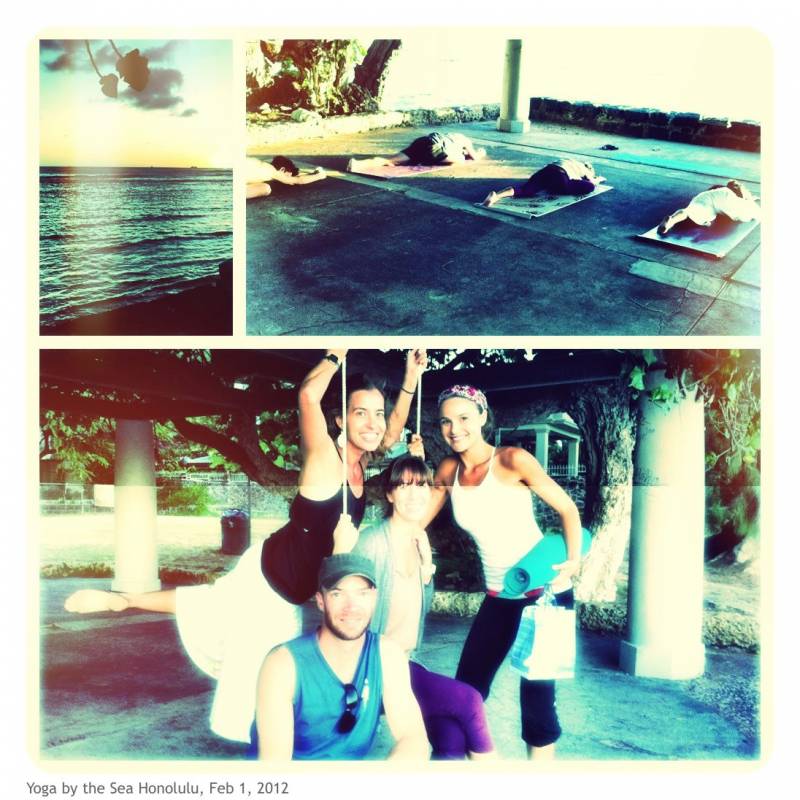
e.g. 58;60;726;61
499;528;593;598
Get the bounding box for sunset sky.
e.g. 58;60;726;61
39;39;233;168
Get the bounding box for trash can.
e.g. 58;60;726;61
220;509;250;555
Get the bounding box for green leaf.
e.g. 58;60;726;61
629;365;646;391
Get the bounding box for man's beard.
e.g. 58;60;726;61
323;607;369;641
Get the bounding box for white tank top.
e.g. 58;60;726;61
450;449;543;592
686;187;760;226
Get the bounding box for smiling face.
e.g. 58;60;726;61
386;469;432;524
336;388;387;453
439;396;487;453
316;574;377;641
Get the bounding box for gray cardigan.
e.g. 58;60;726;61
352;517;434;657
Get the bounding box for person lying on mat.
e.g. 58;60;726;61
346;132;486;172
657;180;760;236
246;156;327;200
481;159;606;207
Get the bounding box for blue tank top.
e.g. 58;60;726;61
286;630;382;760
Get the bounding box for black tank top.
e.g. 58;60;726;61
260;483;367;604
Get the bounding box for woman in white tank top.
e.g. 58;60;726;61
421;384;584;760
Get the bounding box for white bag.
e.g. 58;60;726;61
510;588;576;680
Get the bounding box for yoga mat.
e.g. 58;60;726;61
476;183;613;219
347;162;452;180
498;529;593;598
637;217;760;259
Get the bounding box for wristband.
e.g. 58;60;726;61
400;385;415;395
324;353;340;367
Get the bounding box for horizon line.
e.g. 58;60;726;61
40;164;232;170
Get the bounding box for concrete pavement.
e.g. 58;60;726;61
39;579;759;762
246;120;760;336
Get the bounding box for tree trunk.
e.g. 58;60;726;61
565;379;638;602
353;40;401;104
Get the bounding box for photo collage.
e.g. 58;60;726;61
34;29;767;778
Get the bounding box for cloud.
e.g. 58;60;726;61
40;40;92;72
120;67;185;110
40;39;171;74
141;41;180;62
42;40;197;116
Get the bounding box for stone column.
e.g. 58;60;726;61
534;426;550;472
567;438;580;477
111;420;160;593
619;371;705;678
497;39;530;134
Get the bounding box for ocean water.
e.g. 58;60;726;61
39;167;232;325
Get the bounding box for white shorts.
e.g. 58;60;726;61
176;542;302;742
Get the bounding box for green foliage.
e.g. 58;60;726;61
174;349;212;364
40;411;114;483
627;349;761;551
252;39;375;116
628;365;646;391
256;409;302;471
157;482;214;516
41;562;113;578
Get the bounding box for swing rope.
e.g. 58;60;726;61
341;354;347;517
416;371;422;437
84;41;102;78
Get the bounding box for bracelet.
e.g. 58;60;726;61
324;353;340;367
400;385;415;395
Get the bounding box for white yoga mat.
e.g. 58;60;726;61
637;218;760;259
476;183;613;219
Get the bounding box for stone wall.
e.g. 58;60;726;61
534;474;586;531
529;97;760;152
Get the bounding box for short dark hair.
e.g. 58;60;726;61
324;373;387;438
271;156;299;176
726;180;745;198
381;455;433;517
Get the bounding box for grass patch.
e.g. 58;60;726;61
42;562;113;579
40;563;226;587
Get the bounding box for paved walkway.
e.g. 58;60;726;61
246;120;760;336
39;579;759;762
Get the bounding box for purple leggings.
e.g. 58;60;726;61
409;661;493;759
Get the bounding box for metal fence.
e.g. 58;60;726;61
547;464;587;477
40;483;93;514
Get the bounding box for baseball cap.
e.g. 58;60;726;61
318;553;376;590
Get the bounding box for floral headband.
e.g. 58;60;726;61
437;385;489;412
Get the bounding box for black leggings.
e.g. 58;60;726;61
455;589;574;748
517;163;595;197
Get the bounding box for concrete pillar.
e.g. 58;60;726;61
534;426;550;472
620;371;706;679
567;438;580;477
111;419;160;593
497;39;530;134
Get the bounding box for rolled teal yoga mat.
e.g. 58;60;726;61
499;528;593;598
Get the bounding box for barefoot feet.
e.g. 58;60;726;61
64;589;129;614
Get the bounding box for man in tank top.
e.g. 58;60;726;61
254;553;429;760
